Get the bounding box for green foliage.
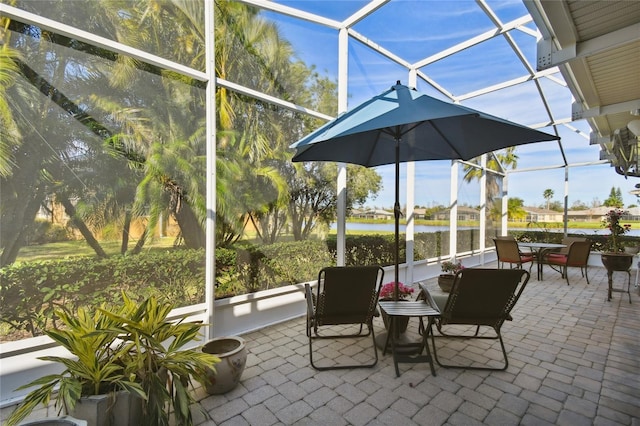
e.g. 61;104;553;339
603;186;624;208
27;220;72;245
330;234;399;266
5;294;219;426
511;230;639;253
103;294;219;426
0;250;205;338
5;302;146;426
260;240;334;285
228;240;333;295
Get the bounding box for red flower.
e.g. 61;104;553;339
379;282;414;300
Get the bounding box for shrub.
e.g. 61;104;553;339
0;249;205;339
27;220;72;245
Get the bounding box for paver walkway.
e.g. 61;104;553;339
193;264;640;426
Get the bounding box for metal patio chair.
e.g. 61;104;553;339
419;268;530;371
543;239;592;285
305;265;384;370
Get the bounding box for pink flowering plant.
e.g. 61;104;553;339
379;282;414;300
441;260;464;275
602;209;631;252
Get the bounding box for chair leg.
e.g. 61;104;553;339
428;325;509;371
585;266;589;284
308;323;379;370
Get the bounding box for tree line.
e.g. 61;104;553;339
0;1;381;267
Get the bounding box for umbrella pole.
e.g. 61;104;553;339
394;137;401;302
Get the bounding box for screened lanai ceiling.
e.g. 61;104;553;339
1;0;638;206
237;0;640;207
525;0;640;177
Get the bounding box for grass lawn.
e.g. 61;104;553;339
14;237;176;263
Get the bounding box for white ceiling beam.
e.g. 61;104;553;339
414;70;457;102
216;78;333;121
508;160;609;174
537;22;640;70
0;3;207;82
572;99;640;121
342;0;389;28
238;0;342;30
347;29;412;69
412;15;532;69
457;68;558;101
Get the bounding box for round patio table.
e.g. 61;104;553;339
518;242;566;280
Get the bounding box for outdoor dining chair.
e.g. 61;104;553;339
493;237;534;272
419;268;530;371
543;239;592;285
305;265;384;370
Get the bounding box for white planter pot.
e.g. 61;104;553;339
70;391;142;426
202;336;247;394
19;417;87;426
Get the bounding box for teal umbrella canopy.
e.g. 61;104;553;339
290;82;559;300
290;82;559;166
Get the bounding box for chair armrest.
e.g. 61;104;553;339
418;282;442;314
304;283;315;318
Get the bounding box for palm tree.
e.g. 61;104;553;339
543;189;554;210
463;147;519;222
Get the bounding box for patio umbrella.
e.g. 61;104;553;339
290;81;559;299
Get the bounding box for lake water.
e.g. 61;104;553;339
333;222;640;237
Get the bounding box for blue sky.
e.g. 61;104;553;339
264;0;639;209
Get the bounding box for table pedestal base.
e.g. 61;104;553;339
378;301;440;377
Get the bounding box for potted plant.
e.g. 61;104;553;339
438;259;464;293
378;282;414;336
600;209;634;272
6;294;220;426
201;336;247;395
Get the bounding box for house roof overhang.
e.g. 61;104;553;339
524;0;640;177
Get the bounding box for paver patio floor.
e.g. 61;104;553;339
192;263;640;425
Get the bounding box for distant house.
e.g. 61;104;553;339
433;206;479;221
413;208;427;219
351;208;394;220
567;206;640;222
523;206;563;223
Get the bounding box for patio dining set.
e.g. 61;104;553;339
303;236;635;380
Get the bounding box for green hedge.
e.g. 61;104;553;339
0;231;513;340
510;230;640;252
0;249;206;338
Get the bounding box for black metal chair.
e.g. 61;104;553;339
305;265;384;370
419;268;530;371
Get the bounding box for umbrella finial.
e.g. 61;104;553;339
396;80;401;85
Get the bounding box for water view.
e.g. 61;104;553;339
334;222;640;237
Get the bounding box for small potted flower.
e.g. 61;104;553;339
438;259;464;293
379;281;414;301
378;282;414;336
601;209;634;272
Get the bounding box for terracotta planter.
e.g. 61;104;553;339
202;336;247;394
437;274;455;293
601;252;633;271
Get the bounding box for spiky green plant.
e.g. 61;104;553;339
6;294;220;426
104;294;220;426
6;302;145;426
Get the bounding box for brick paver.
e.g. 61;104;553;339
190;263;640;425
